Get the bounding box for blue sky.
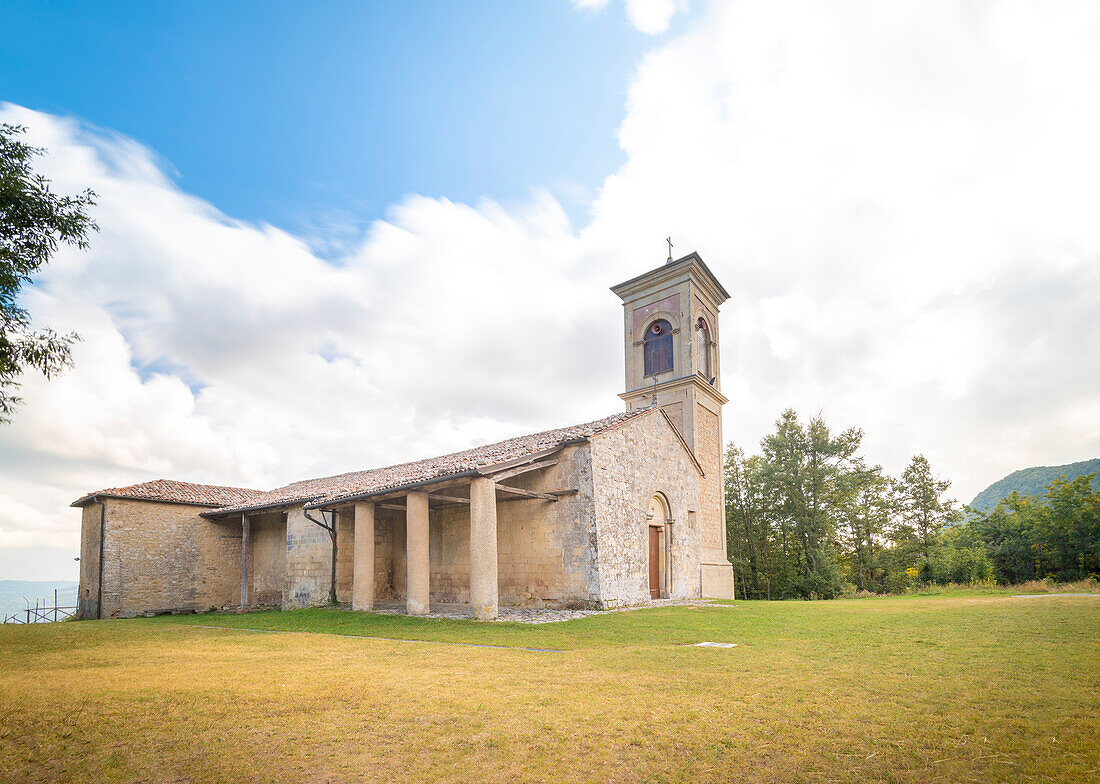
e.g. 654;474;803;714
2;1;1099;581
1;1;653;236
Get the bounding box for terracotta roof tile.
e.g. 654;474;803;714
71;479;263;508
209;407;656;515
71;408;662;516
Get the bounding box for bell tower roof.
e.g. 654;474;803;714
610;251;730;304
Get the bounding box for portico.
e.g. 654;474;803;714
314;461;562;621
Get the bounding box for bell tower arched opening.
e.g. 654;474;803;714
695;316;713;382
643;319;674;377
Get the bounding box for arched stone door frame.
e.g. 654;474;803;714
646;492;672;600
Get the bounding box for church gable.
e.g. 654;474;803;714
587;407;704;608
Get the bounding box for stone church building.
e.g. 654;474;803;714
74;253;735;619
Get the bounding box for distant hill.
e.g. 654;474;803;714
970;458;1100;513
0;580;79;619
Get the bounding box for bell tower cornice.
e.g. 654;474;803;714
619;373;729;408
610;252;731;306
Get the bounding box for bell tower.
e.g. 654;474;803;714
611;251;735;599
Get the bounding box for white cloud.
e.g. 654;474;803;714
3;0;1100;578
572;0;683;34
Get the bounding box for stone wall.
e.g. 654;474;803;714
382;508;404;599
695;398;736;598
695;401;725;556
589;410;703;608
77;503;102;618
248;512;286;606
331;506;397;604
279;505;401;609
93;499;241;617
335;511;354;603
282;507;334;608
497;441;598;606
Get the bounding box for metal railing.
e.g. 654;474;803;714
2;590;78;624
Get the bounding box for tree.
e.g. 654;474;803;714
725;444;772;599
759;409;862;599
1041;474;1100;580
837;461;892;592
965;473;1100;583
1;123;96;422
892;454;959;584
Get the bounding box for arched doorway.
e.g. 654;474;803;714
647;494;670;599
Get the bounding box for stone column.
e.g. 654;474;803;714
406;490;430;615
469;477;498;620
352;501;375;611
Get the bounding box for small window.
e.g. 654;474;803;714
695;317;712;380
644;319;674;376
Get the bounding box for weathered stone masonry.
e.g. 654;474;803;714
74;251;739;618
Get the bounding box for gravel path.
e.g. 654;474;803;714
371;598;717;623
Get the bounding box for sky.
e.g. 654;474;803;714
1;0;1098;581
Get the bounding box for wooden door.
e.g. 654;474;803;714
648;526;660;599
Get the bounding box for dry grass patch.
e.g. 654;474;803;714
1;595;1097;783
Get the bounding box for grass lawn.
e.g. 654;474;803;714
1;594;1097;783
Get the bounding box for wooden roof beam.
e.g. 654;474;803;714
485;458;559;482
428;493;470;505
494;484;559;501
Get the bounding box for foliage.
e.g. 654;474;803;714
969;458;1100;513
723;410;1100;598
725;410;864;599
0;123;96;422
963;474;1100;583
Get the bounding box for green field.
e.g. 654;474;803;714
1;594;1097;783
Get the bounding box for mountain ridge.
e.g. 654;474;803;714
970;458;1100;513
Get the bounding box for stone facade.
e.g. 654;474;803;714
84;498;240;618
589;410;702;607
247;512;286;606
282;507;335;608
327;443;600;609
423;442;599;607
77;503;103;619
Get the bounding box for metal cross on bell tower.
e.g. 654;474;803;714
666;236;674;263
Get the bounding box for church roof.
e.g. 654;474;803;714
207;407;657;516
70;478;263;508
71;408;668;515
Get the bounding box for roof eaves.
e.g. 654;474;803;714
655;407;706;476
200;497;321;519
303;469;484;510
303;441;585;510
588;406;705;477
70;493;230;510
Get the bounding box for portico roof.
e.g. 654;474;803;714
203;407;659;517
70;479;263;509
71;407;679;517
